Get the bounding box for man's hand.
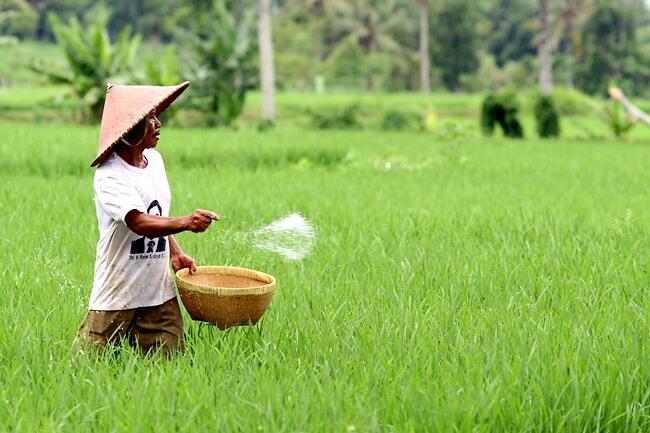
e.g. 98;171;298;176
171;252;197;274
185;209;220;233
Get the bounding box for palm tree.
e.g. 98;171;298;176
559;0;593;89
327;0;410;89
418;0;430;93
330;0;408;54
179;1;255;126
561;0;576;88
258;0;275;122
32;8;140;122
538;0;552;95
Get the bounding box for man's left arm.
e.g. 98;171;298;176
169;235;197;274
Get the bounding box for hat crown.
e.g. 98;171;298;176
92;81;190;167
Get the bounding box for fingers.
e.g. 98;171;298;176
198;209;220;221
197;212;212;226
189;209;221;232
172;255;197;274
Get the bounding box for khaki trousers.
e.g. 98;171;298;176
76;297;184;355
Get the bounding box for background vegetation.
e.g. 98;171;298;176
1;0;649;94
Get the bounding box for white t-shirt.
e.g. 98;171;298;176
89;148;176;310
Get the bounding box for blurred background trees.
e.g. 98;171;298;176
31;5;140;121
6;0;648;96
0;0;38;41
430;0;480;91
1;0;649;126
259;0;275;122
178;0;256;126
576;3;647;96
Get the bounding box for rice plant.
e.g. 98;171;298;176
1;121;650;432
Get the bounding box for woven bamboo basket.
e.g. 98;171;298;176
175;266;276;330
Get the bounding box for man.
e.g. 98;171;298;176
77;81;218;355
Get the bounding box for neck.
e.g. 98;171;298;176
116;145;148;168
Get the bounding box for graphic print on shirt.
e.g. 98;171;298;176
129;200;167;258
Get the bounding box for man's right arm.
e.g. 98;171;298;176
125;209;220;238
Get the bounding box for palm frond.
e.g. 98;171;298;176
30;64;73;85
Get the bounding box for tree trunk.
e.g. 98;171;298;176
538;0;553;95
564;57;574;89
419;0;430;93
610;87;650;126
563;0;575;89
258;0;275;122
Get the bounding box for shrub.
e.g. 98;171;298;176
480;92;524;138
534;95;560;138
380;110;423;131
309;104;363;130
257;119;275;132
552;88;596;116
436;119;473;165
424;110;439;132
603;101;635;137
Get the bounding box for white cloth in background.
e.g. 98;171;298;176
89;149;175;310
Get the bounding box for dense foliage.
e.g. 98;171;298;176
1;0;649;96
31;7;140;121
178;0;256;126
308;104;363;129
602;100;636;137
480;92;524;138
381;109;423;131
0;0;38;39
534;95;560;138
576;4;649;97
430;0;479;91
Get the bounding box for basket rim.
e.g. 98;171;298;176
175;265;276;297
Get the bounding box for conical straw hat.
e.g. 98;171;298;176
91;81;190;167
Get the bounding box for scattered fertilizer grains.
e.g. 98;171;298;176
243;213;317;260
2;122;650;432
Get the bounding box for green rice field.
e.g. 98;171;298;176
2;114;650;431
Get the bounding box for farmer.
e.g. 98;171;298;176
76;81;219;355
